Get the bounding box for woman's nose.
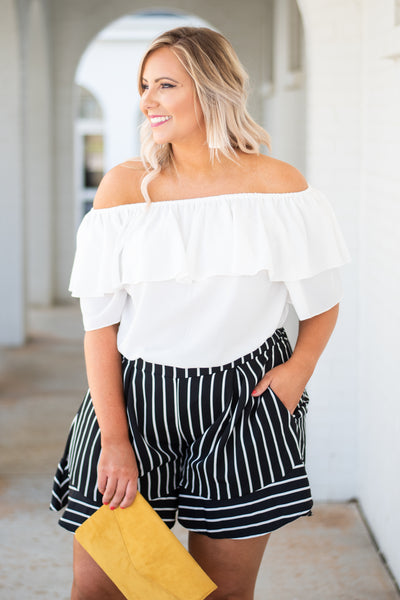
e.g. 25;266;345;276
141;88;159;110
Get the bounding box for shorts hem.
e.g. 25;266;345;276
179;506;313;539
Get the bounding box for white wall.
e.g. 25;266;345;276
299;0;400;584
357;1;400;582
289;0;360;502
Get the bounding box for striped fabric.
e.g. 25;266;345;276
178;466;312;539
50;328;313;537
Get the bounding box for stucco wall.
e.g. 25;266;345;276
296;0;360;502
357;1;400;583
300;0;400;584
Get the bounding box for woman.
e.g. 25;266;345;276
51;27;349;600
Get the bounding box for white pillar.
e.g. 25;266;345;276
297;0;361;500
25;0;53;305
0;0;25;345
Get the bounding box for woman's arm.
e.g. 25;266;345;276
251;304;339;413
84;325;138;509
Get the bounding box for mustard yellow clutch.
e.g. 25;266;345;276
75;492;217;600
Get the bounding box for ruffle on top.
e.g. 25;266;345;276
69;187;350;298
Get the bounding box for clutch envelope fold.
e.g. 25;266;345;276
75;492;217;600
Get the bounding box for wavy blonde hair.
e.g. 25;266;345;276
138;26;271;202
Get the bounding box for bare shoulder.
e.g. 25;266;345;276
93;159;146;209
253;155;308;193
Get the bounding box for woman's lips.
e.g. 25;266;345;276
149;115;172;127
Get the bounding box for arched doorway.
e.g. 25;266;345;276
263;0;306;173
74;86;105;223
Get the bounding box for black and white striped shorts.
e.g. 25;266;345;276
50;328;313;539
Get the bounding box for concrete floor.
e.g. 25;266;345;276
0;305;399;600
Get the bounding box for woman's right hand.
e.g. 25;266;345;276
97;439;139;510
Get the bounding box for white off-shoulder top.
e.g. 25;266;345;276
70;187;350;368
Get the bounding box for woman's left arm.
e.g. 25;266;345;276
251;304;339;413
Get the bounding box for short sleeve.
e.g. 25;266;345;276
80;291;127;331
69;207;131;298
285;267;342;320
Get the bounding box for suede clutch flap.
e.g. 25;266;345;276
75;492;217;600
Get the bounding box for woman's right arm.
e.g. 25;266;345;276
84;325;138;509
77;163;145;509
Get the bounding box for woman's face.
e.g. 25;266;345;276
140;47;205;147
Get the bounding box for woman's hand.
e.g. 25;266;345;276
98;439;139;510
251;359;310;414
252;304;340;414
84;326;139;510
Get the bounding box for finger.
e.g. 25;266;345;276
252;375;272;397
120;479;138;509
97;470;107;496
102;476;117;506
108;480;129;510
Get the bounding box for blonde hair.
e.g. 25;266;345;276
138;26;271;202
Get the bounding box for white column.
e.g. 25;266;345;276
25;0;53;305
297;0;361;500
0;0;25;345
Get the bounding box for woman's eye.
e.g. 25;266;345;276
140;82;175;93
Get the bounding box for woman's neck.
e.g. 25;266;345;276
170;144;238;183
171;143;211;176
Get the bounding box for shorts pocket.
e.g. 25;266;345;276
293;390;310;420
267;388;309;463
268;385;295;415
269;386;308;416
257;387;304;480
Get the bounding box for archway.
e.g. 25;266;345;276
73;10;212;226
